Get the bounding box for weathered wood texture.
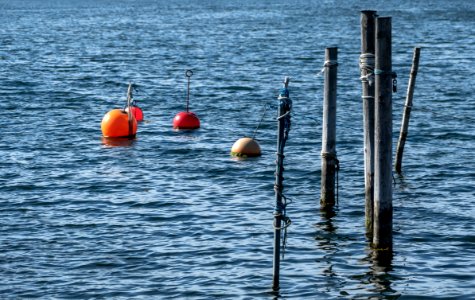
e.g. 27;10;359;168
373;17;393;250
360;10;377;234
320;47;338;209
395;47;421;173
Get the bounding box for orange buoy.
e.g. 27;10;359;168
101;109;137;138
125;105;144;122
231;137;261;157
173;111;200;130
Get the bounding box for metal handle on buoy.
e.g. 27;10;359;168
185;70;193;112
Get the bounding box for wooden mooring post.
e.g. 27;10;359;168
320;47;338;210
360;10;377;234
272;77;292;291
395;47;421;174
373;17;393;250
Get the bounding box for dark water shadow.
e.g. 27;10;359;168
393;171;406;185
354;246;400;299
315;207;341;292
266;288;281;300
101;137;136;147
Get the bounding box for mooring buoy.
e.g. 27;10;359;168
231;137;261;157
173;111;200;129
101;83;138;138
173;70;200;130
101;109;137;138
230;103;268;158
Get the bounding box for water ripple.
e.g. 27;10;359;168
1;0;474;299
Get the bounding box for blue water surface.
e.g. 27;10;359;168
1;0;474;299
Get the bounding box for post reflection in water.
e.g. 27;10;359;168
356;245;400;299
369;249;399;298
316;207;400;299
315;208;340;292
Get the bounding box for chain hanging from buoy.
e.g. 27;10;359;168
173;69;200;130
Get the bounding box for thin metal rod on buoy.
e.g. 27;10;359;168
272;76;291;291
185;70;193;112
126;83;134;137
360;10;377;234
395;47;421;174
320;47;338;210
373;17;393;251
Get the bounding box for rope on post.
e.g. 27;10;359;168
319;60;339;74
275;79;292;252
360;53;375;86
272;76;292;291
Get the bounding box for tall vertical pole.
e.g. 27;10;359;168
320;47;338;209
272;77;292;291
373;17;393;250
360;10;377;234
395;47;421;174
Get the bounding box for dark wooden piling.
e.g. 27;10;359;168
360;10;377;234
272;77;292;291
373;17;393;250
320;47;338;209
395;47;421;174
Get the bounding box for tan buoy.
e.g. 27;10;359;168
231;137;261;157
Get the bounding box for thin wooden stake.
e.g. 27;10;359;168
320;47;338;209
373;17;393;250
395;47;421;174
360;10;377;234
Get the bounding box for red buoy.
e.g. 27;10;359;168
173;111;200;129
126;105;144;122
173;69;200;130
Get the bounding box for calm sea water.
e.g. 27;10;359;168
1;0;474;299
